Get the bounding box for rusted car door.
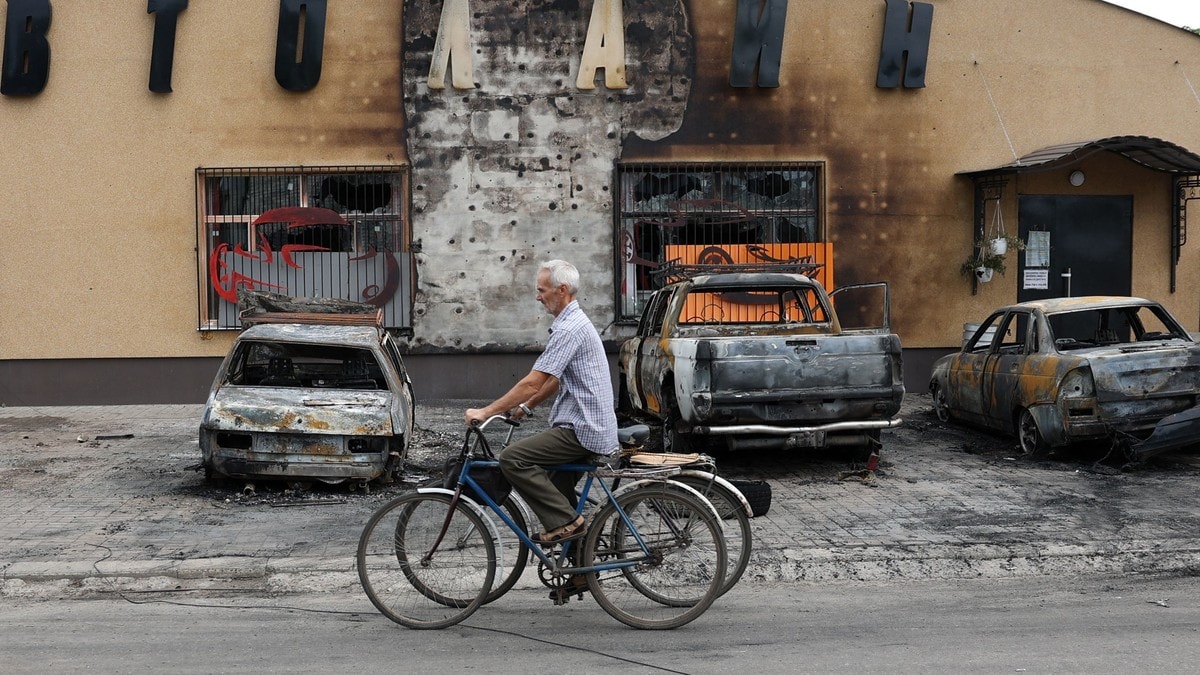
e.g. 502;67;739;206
982;311;1034;430
947;312;1005;425
628;289;672;414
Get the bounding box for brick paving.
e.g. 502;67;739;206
3;398;1200;589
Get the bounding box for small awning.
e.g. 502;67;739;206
959;135;1200;177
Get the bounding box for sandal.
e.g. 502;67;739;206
531;516;585;548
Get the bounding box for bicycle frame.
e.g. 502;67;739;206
456;458;661;575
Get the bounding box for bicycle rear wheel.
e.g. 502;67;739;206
582;483;726;630
672;474;752;597
357;492;495;629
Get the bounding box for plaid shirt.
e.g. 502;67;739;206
533;300;618;455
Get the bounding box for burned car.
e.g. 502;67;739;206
200;313;414;485
929;296;1200;458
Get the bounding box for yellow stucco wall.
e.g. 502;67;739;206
1;3;405;359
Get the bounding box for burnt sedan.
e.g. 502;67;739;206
200;315;414;486
929;297;1200;458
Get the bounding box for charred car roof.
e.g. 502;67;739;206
683;272;821;289
996;296;1160;315
237;322;385;348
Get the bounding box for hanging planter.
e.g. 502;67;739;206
989;237;1007;255
960;252;1007;282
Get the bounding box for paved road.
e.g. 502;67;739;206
6;575;1200;674
3;396;1200;596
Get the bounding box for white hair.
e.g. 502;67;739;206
540;260;580;294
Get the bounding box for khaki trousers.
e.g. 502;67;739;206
498;426;595;531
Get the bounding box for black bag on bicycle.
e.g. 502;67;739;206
442;428;512;504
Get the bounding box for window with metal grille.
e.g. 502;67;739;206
615;162;823;321
196;166;412;330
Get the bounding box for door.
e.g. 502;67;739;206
1017;195;1132;301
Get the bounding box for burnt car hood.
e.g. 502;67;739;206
1082;342;1200;402
205;387;395;435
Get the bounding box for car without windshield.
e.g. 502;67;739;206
199;311;415;486
929;296;1200;458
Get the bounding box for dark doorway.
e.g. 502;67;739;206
1017;195;1132;302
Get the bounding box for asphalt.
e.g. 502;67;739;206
4;397;1200;599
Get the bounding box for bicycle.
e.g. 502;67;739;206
356;415;728;630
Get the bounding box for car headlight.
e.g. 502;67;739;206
1059;368;1095;399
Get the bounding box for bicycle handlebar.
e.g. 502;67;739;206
470;414;520;431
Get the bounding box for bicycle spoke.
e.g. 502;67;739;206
582;484;726;630
357;493;495;629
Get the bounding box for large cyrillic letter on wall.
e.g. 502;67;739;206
729;0;787;88
1;0;51;96
576;0;627;90
427;0;473;90
876;0;933;89
148;0;188;93
275;0;327;92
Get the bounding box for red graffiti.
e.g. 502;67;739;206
208;207;401;306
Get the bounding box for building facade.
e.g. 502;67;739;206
2;0;1199;404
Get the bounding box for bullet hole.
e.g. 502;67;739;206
459;272;466;278
607;131;616;139
575;184;583;191
415;206;424;213
570;237;578;243
422;132;431;138
462;96;470;103
549;202;558;210
550;237;557;242
527;132;534;138
557;183;564;188
571;204;578;210
415;307;425;316
416;184;424;190
556;154;563;160
500;255;507;261
469;237;476;243
510;220;517;226
449;238;456;245
573;153;581;160
518;64;526;71
455;307;464;314
469;205;476;211
555;80;563;87
602;186;609;192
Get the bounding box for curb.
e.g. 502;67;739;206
6;540;1200;596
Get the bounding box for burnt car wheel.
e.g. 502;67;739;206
1018;409;1049;457
663;407;693;454
931;383;950;423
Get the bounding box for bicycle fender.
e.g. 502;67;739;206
675;470;755;519
415;486;504;543
610;478;722;523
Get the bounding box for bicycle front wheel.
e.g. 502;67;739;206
582;483;726;630
357;492;495;629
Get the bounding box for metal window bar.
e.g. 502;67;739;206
614;161;822;321
196;165;412;331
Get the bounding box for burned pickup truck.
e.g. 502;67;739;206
199;309;415;487
618;265;904;454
